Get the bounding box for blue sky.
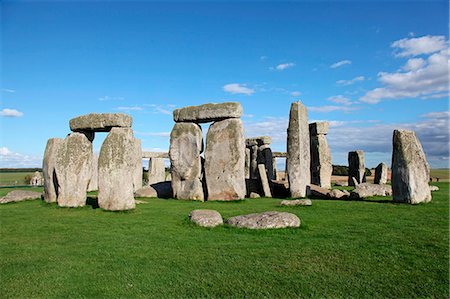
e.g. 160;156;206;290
1;1;449;169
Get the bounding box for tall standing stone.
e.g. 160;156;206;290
374;162;388;184
148;158;166;185
98;128;136;211
133;139;143;191
87;154;99;192
169;123;204;200
245;148;251;179
42;138;63;203
205;118;246;200
348;150;366;186
287;101;310;198
309;122;332;189
55;133;93;207
391;130;431;204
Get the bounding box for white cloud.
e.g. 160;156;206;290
308;105;358;113
290;91;301;97
144;104;173;115
0;108;24;117
2;89;15;93
223;83;255;95
275;62;295;71
0;147;42;168
327;95;353;106
116;106;143;111
330;60;352;69
392;35;448;57
135;131;170;137
402;58;425;71
99;96;125;101
336;76;365;86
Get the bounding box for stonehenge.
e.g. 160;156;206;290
374;162;388;184
391;129;431;204
348;150;366;186
309;122;332;188
42;138;63;203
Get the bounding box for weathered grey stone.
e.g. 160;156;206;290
170;123;204;200
249;192;261;198
280;199;312;206
43;138;63;203
142;151;169;159
258;146;274;180
328;189;350;199
227;211;300;229
189;209;223;228
87;154;98;192
250;144;259;179
374;162;388;184
309;184;330;198
287;101;311;198
245;148;251;179
55;133;93;207
133;139;143;192
429;185;439;192
135;182;173;198
310;123;332;189
69;113;132;132
0;190;43;204
348;150;366;186
334;181;348;187
134;186;158;198
272;152;287;158
350;183;392;199
205;119;246;200
258;164;272;198
246;136;272;146
392;130;431;204
147;157;166;185
173;102;242;123
29;171;43;186
98;128;136;211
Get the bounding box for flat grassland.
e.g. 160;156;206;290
0;172;38;186
0;183;448;298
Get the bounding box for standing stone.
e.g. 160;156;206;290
169;123;204;200
205;118;246;200
148;158;166;185
98;128;136;211
42;138;63;203
245;148;251;179
133;139;143;192
258;164;272;198
348;150;366;186
392;129;431;204
309;122;332;189
287;101;310;198
87;154;98;192
374;162;388;184
250;144;259;179
55;133;93;207
258;145;274;181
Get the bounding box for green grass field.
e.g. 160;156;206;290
0;172;38;186
430;168;450;181
0;183;448;298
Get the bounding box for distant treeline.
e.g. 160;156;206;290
332;165;372;176
0;168;42;173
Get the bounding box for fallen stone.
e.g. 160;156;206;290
205;118;246;200
170;123;204;200
350;183;392;199
134;186;158;198
249;192;261;198
392;129;432;204
258;164;272;198
135;200;148;204
287;101;311;198
309;184;330;198
69;113;132;132
334;181;348;187
374;162;388;184
280;199;312;206
189;209;223;228
0;190;42;204
226;211;300;229
429;185;439;192
173;102;243;123
42;138;63;203
98;128;136;211
328;189;350;199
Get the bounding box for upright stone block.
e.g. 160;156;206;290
258;145;274;180
392;130;431;204
374;162;388;184
133;139;143;192
348;150;366;186
245;148;251;179
148;158;166;185
169;123;204;200
87;154;98;192
287;101;310;198
55;133;93;207
205;118;246;200
42;138;63;203
309;122;332;189
98;128;136;211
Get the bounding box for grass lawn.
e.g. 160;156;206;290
0;183;448;298
430;169;450;182
0;172;38;187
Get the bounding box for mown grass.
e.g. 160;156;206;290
0;172;38;186
0;183;448;298
430;168;450;181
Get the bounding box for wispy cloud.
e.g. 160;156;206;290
99;96;125;101
135;131;170;137
327;95;353;106
308;105;358;113
330;60;352;69
223;83;255;95
0;147;41;168
336;76;365;86
116;106;143;111
274;62;295;71
260;55;268;61
290;91;301;97
0;108;24;117
2;89;15;93
145;104;174;115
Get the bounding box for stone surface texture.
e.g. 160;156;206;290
328;189;350;199
348;150;366;186
133;138;143;192
429;185;439;192
374;162;388;184
350;183;392;199
42;138;63;203
98;128;136;211
0;190;43;204
287;102;311;198
280;199;312;206
169;123;204;200
189;209;224;227
309;122;332;189
391;129;431;204
226;211;301;229
87;154;98;192
173;102;242;123
55;133;93;207
258;164;272;198
147;157;166;185
69;113;132;132
205;118;246;200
